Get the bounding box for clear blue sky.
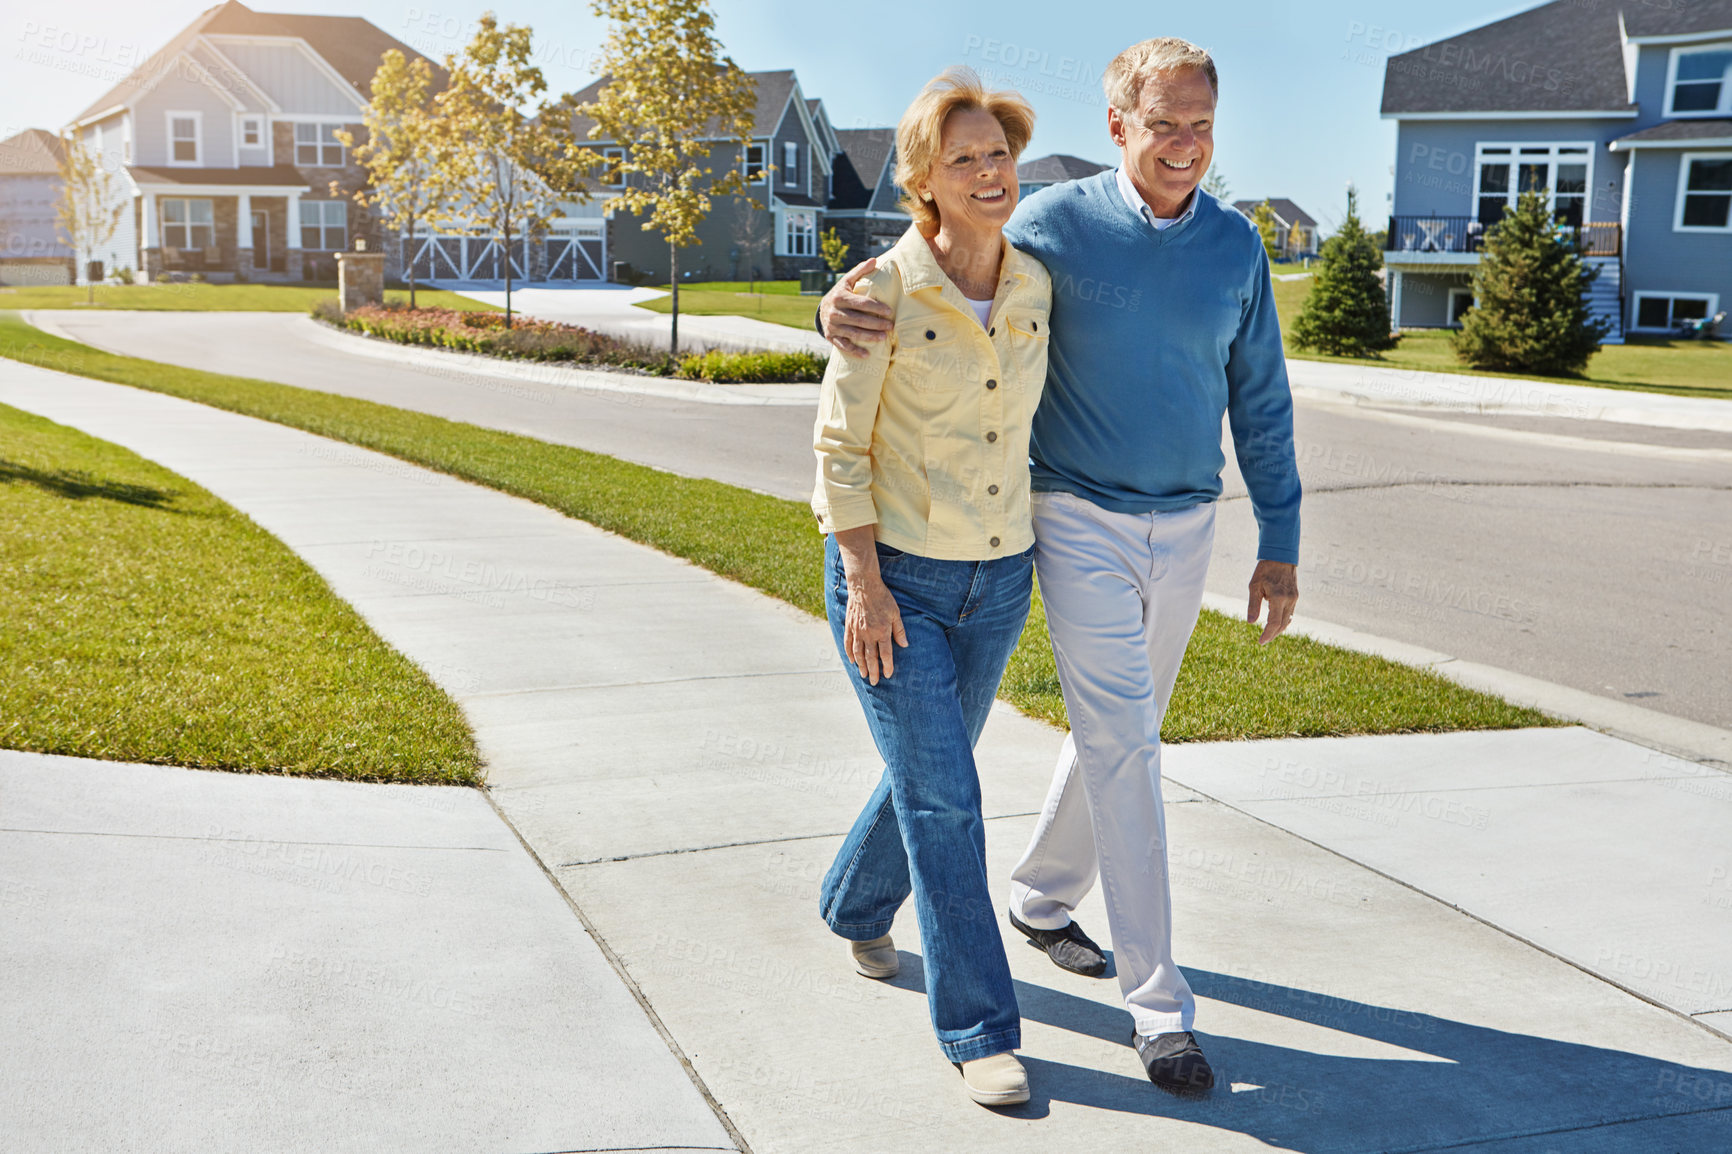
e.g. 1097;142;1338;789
6;0;1538;234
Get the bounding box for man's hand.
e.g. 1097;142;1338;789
1247;560;1298;645
819;257;893;359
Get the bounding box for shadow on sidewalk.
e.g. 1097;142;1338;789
888;953;1732;1147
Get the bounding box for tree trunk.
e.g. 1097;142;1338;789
407;210;417;310
669;240;679;358
503;216;514;330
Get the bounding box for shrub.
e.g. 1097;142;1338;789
1452;190;1610;376
316;301;821;382
1291;187;1398;358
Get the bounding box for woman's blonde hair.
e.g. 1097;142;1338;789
1102;38;1218;113
893;66;1035;234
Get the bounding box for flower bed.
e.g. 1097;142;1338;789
315;301;825;384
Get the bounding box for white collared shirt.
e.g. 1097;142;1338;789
1115;165;1197;231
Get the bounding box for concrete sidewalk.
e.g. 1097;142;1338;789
3;357;1731;1151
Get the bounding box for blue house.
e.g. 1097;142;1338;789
1381;0;1732;342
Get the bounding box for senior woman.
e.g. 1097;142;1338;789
810;67;1051;1108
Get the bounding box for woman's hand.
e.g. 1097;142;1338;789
834;527;908;685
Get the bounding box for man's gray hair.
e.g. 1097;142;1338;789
1102;38;1218;112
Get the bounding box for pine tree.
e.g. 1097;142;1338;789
1290;187;1397;357
1452;190;1609;376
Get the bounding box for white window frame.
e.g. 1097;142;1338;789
160;197;214;249
778;208;817;257
783;141;799;187
165;111;202;166
742;141;767;184
1631;291;1719;332
1663;42;1732;118
239;116;264;149
1471;142;1595;224
1448;288;1474;327
298;199;347;251
1673;150;1732;233
294;122;347;167
602;146;626;188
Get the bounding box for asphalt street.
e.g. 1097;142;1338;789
32;309;1732;728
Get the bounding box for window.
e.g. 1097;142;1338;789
1448;288;1474;327
1676;152;1732;231
602;146;626;188
783;141;799;187
742;142;766;183
299;199;347;250
160;198;214;249
1474;142;1593;227
240;116;263;148
1667;45;1732;116
780;209;816;256
1633;293;1717;331
167;113;200;165
295;123;346;167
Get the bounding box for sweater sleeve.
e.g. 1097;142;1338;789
1223;248;1303;565
811;271;897;534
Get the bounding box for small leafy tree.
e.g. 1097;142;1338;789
56;134;123;304
1452;190;1610;376
820;226;849;273
1250;199;1281;263
729;192;771;288
1202;168;1230;201
437;13;578;327
563;0;756;355
1291;186;1398;357
342;49;447;310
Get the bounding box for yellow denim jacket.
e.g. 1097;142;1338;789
811;226;1052;560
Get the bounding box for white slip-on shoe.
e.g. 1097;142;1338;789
850;934;899;979
958;1052;1030;1107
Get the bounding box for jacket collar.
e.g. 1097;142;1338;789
888;224;1037;297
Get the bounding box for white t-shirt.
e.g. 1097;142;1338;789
965;295;993;329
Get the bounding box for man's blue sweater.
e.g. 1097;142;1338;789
1004;173;1302;565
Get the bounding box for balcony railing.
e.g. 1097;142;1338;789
1384;216;1621;257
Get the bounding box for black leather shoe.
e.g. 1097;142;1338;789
1133;1030;1214;1095
1007;909;1108;978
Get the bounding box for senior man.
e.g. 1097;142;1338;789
818;37;1302;1095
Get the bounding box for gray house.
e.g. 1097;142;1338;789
1231;198;1319;259
0;129;73;285
1017;153;1109;199
825;128;905;261
1382;0;1732;341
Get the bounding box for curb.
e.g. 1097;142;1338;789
1201;591;1732;770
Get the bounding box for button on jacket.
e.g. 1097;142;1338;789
812;225;1052;560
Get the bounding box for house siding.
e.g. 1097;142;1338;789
207;41;363;117
1622;147;1732;323
1392;117;1630;222
135;72;238;168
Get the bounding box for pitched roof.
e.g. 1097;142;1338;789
71;0;445;125
1232;198;1317;229
1621;0;1732;38
829;128;895;210
1017;153;1110;183
1381;0;1635;116
564;69;796;144
1610;118;1732;147
0;129;65;174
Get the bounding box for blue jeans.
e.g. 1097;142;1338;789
818;535;1034;1062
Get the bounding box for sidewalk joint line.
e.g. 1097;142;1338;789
1164;778;1732;1044
0;827;507;852
476;790;754;1154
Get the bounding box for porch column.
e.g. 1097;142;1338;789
1389;268;1403;332
236;192;253;277
142;192;158;248
286;192;302;249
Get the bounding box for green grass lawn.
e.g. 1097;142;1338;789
1;311;1553;743
1271;277;1732;402
635;279;824;330
0;400;481;781
0;283;499;313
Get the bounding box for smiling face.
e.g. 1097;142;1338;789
1107;66;1216;219
917;106;1019;236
